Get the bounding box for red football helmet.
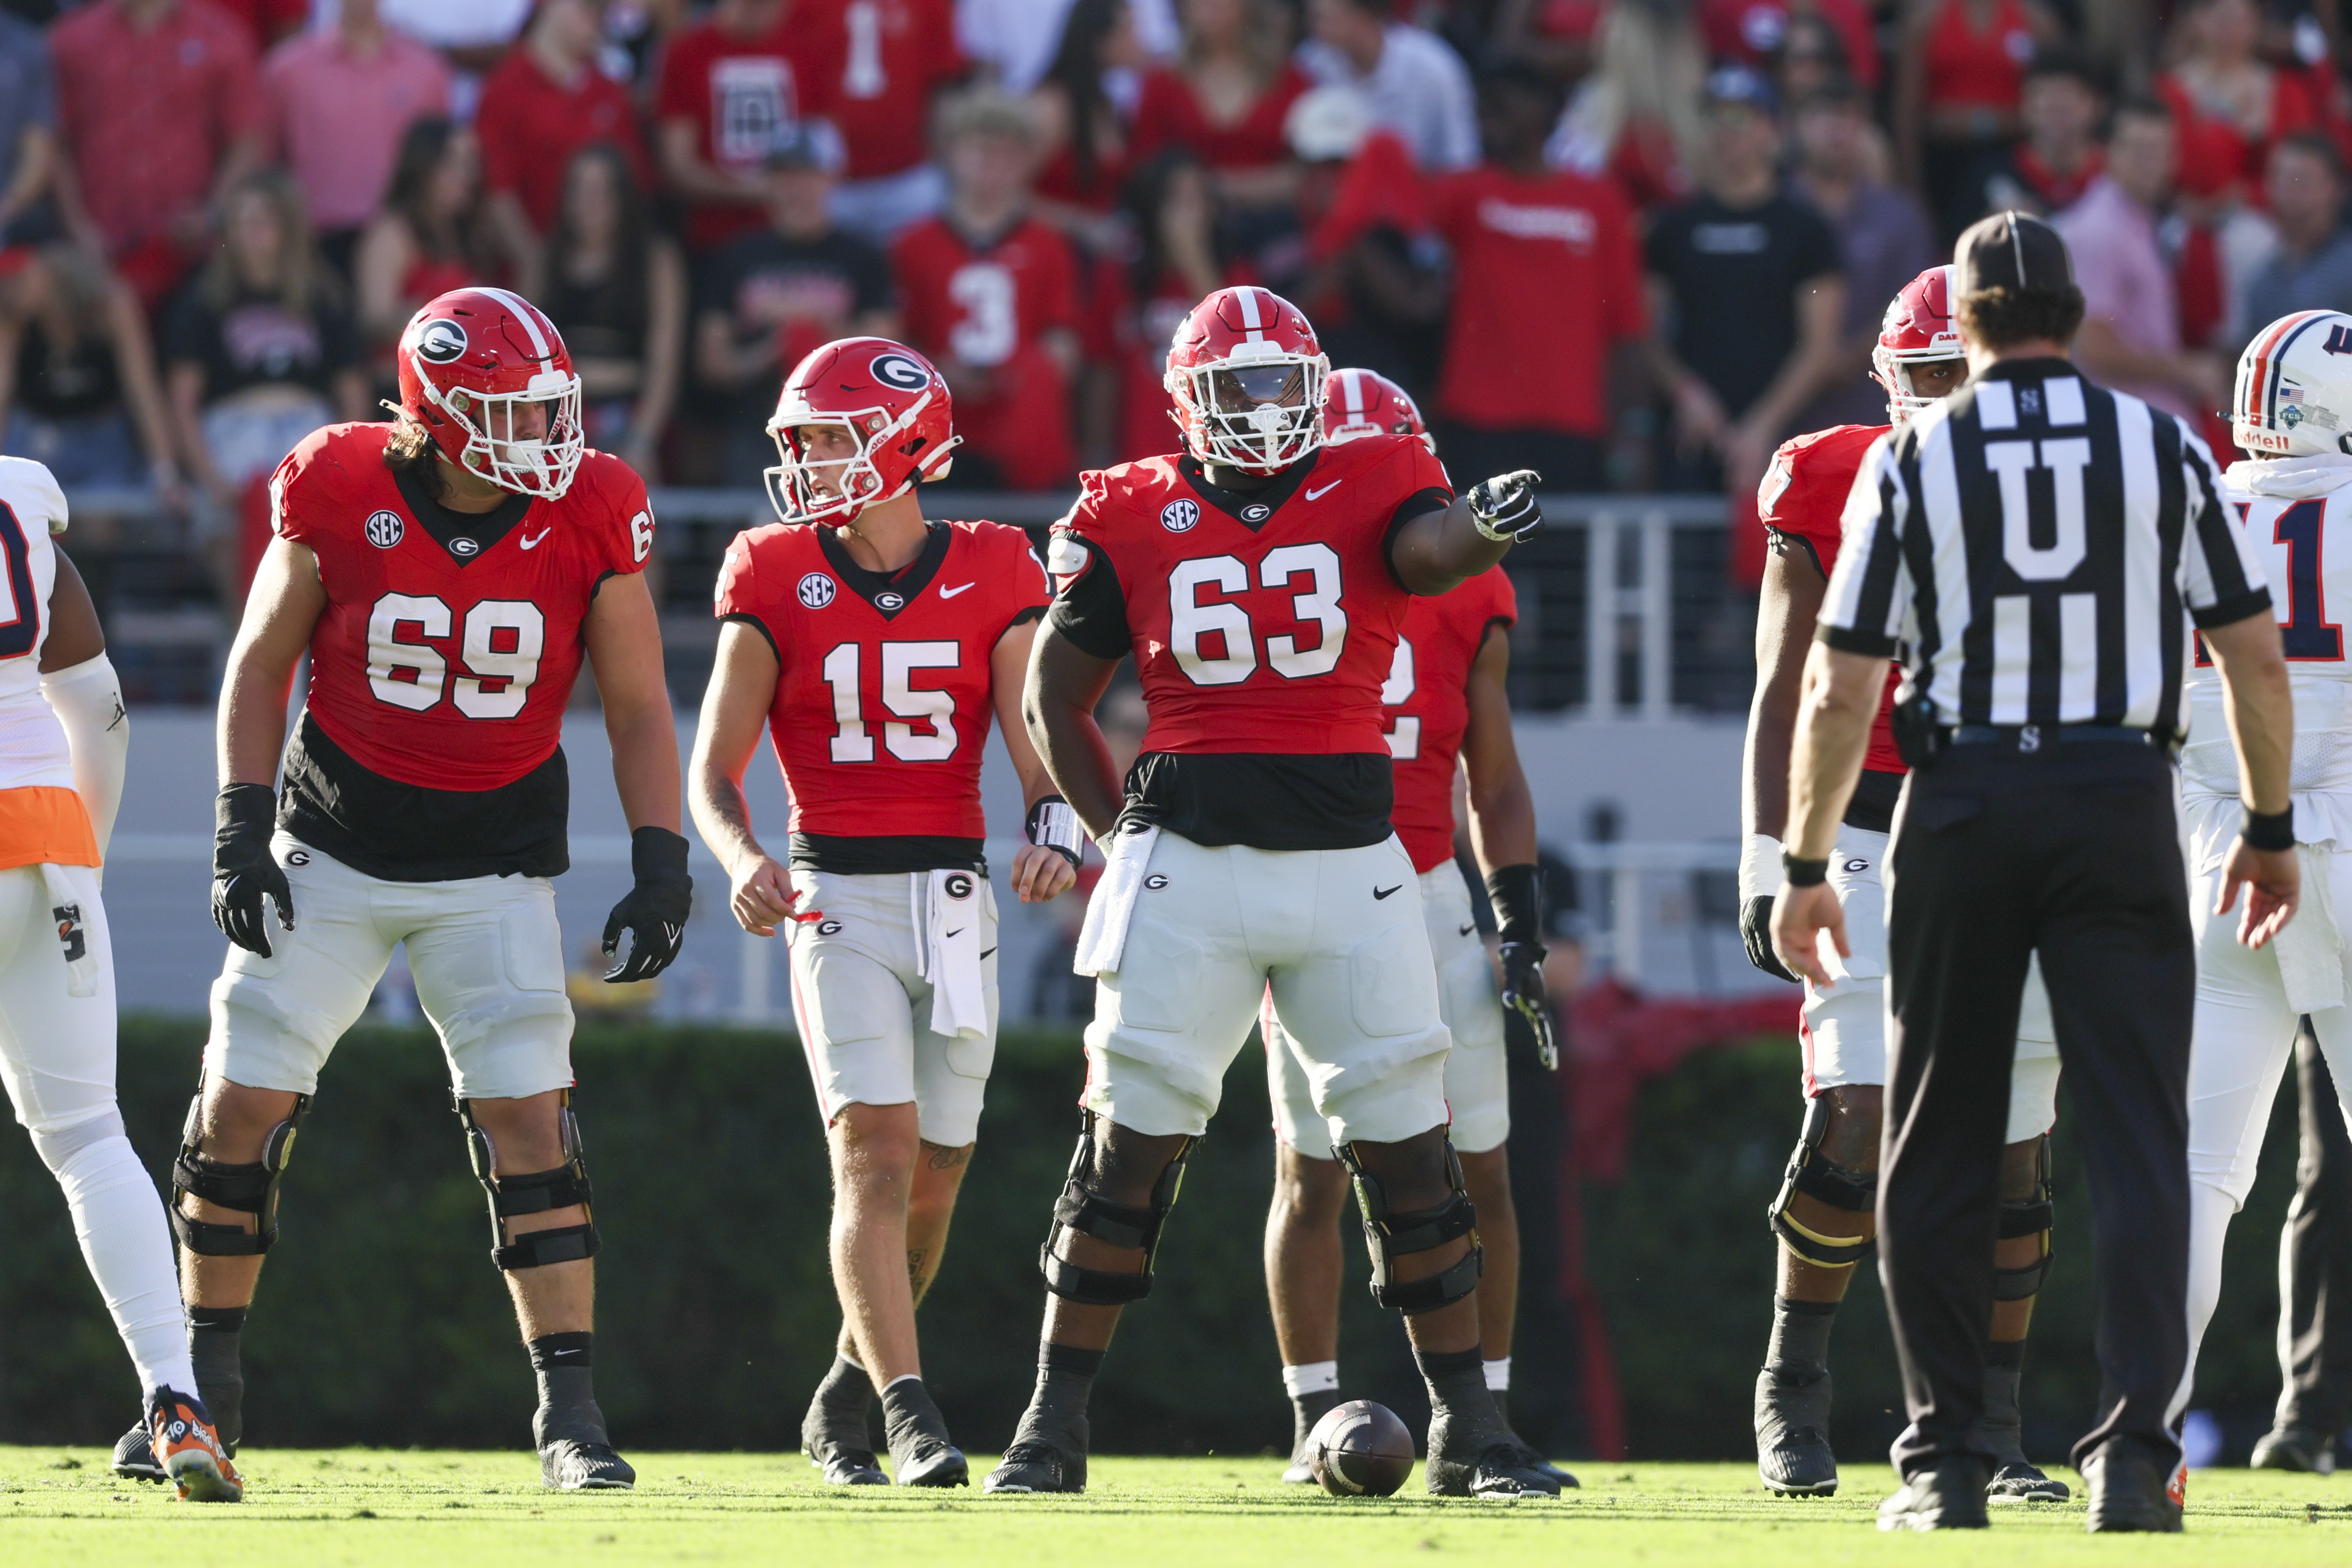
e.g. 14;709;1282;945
1164;286;1330;473
1871;265;1966;425
396;287;585;498
764;337;958;526
1323;368;1431;452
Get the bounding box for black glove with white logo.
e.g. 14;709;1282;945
603;827;692;982
1486;863;1558;1070
212;783;294;958
1737;835;1797;981
1740;897;1797;983
1468;469;1544;543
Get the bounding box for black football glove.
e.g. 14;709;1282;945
1741;895;1798;983
603;826;692;982
212;783;295;957
1498;939;1559;1071
1467;469;1544;542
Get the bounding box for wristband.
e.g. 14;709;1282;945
1485;862;1543;946
1739;834;1784;905
1026;795;1087;869
1782;851;1830;887
629;824;691;886
2243;804;2296;852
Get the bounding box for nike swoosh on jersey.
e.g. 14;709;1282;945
1305;481;1343;501
519;529;552;549
939;582;976;598
1459;923;1476;937
1375;884;1402;899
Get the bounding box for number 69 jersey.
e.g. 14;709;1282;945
1046;433;1454;851
714;519;1049;866
2183;462;2352;840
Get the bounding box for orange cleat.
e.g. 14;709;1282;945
149;1388;243;1502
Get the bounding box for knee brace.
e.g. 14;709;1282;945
1995;1134;2055;1301
1770;1096;1877;1269
460;1090;599;1272
1039;1115;1192;1305
169;1091;307;1257
1338;1138;1482;1316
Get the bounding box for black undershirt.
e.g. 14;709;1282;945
789;833;986;875
1845;768;1903;835
280;710;571;881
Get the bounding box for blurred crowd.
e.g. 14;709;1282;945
5;0;2352;601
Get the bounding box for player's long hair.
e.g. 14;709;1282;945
382;411;447;498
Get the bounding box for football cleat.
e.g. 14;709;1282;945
1986;1460;2071;1502
983;1437;1088;1495
2251;1426;2338;1473
540;1438;635;1491
149;1388;242;1502
1877;1456;1990;1530
1755;1368;1839;1496
1424;1442;1563;1499
1507;1440;1580;1490
111;1419;165;1483
890;1435;969;1488
811;1446;888;1486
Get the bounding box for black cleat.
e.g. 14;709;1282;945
1756;1368;1838;1496
1878;1456;1991;1531
540;1439;635;1491
892;1437;968;1488
2082;1441;2183;1533
983;1437;1087;1494
879;1375;968;1487
1425;1406;1560;1499
2252;1426;2338;1474
112;1420;165;1483
802;1372;886;1485
1508;1443;1579;1490
1978;1360;2066;1501
1986;1461;2071;1502
811;1446;888;1485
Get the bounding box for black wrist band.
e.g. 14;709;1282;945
1485;863;1543;946
2244;805;2296;852
630;825;691;883
1782;852;1830;886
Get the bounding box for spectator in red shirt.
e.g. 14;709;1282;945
1893;0;2061;239
891;90;1081;489
1030;0;1151;244
544;145;687;480
655;0;832;255
1132;0;1311;212
476;0;651;270
2158;0;2323;204
354;119;518;363
262;0;451;281
1700;0;1879;90
1430;61;1647;492
49;0;265;309
802;0;969;243
1107;148;1244;461
215;0;306;52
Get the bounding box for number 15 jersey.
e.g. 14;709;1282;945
2185;461;2352;842
1046;433;1454;851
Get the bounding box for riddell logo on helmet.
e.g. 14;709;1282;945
871;353;929;391
412;319;467;364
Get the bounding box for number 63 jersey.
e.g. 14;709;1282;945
2184;461;2352;841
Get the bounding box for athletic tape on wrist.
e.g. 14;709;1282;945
1739;835;1784;905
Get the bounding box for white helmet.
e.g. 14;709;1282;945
2235;310;2352;457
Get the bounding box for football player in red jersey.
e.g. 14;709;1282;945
690;337;1076;1489
1258;370;1572;1488
1740;267;2067;1502
123;289;687;1493
993;286;1553;1499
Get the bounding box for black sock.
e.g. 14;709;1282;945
528;1332;607;1449
808;1353;876;1451
1765;1296;1838;1384
1289;1387;1341;1459
880;1375;952;1458
1415;1345;1506;1454
1986;1338;2025;1369
1017;1341;1102;1447
187;1306;247;1451
1491;1387;1510;1427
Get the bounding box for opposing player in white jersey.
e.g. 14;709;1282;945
2175;310;2352;1476
0;458;240;1500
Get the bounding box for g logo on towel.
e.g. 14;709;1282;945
1144;874;1170;890
944;873;975;900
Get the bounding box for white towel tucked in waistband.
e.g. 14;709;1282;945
1074;824;1159;978
38;863;97;998
2275;842;2344;1017
918;868;988;1038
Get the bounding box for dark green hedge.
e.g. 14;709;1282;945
0;1019;2303;1459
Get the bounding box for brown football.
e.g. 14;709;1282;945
1306;1399;1416;1497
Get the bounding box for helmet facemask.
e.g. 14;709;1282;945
423;369;586;499
1873;347;1967;426
1175;346;1329;473
762;387;958;527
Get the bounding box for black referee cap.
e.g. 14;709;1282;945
1954;210;2073;294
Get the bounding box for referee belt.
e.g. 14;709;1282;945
1946;724;2167;754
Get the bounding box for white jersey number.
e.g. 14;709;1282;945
948;263;1018;367
820;640;963;762
1169;544;1350;688
367;594;546;717
1381;636;1419;759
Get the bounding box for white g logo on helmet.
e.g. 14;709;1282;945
410;318;468;365
870;353;929;392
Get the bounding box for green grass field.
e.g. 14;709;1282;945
5;1450;2352;1566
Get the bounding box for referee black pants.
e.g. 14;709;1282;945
1882;741;2192;1481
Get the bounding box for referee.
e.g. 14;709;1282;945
1771;212;2300;1532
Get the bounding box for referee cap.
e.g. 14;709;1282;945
1954;210;2073;295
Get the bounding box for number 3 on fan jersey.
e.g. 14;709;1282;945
368;593;546;716
822;641;961;762
1169;543;1348;687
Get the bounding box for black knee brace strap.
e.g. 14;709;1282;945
1995;1134;2055;1301
1769;1098;1877;1270
1039;1116;1192;1305
460;1091;600;1272
1338;1139;1483;1316
169;1091;307;1257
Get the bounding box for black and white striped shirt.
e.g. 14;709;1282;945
1819;357;2272;738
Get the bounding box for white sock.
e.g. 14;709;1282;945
1282;1360;1339;1398
1484;1356;1511;1392
49;1128;197;1398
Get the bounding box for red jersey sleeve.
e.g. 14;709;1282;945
1757;424;1884;582
714;527;766;625
269;424;354;548
1483;562;1519;627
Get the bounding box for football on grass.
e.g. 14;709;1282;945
1306;1400;1415;1497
